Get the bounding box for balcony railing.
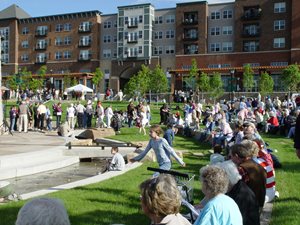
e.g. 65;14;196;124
35;44;47;50
127;23;138;28
182;19;198;25
78;26;92;33
242;31;260;38
243;46;259;52
78;41;91;47
35;58;47;64
184;50;198;55
127;39;138;44
183;36;198;41
35;30;48;37
241;10;262;21
78;55;92;61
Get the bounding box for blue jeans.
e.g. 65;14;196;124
153;161;172;177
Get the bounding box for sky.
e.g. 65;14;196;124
0;0;233;17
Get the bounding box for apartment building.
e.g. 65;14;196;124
1;0;300;93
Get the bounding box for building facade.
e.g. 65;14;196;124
1;0;300;93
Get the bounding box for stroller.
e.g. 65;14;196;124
147;167;198;222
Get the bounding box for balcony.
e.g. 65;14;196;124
78;26;92;33
78;55;91;61
183;35;198;41
243;46;259;52
35;30;48;37
242;29;260;38
35;44;47;50
78;41;91;47
127;39;138;44
242;8;262;21
35;58;47;64
127;23;138;29
182;18;198;25
184;49;198;55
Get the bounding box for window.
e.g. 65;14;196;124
103;35;111;43
55;52;62;60
103;49;111;58
79;36;91;46
64;36;72;45
211;11;220;20
223;10;233;19
139;31;143;39
55;24;63;32
166;15;175;23
274;38;285;48
64;51;71;59
21;54;29;62
21;40;29;48
114;21;118;28
184;29;198;39
139;15;143;23
184;44;198;54
79;50;91;60
210;43;221;52
113;35;117;42
153;46;163;55
270;61;288;66
55;37;63;46
128;32;138;42
138;46;143;54
22;27;29;35
36;26;48;35
64;23;72;31
154;31;163;39
243;41;259;52
274;2;286;13
36;39;47;49
104;21;112;28
155;16;163;24
210;27;220;36
166;30;175;39
79;21;92;32
36;53;47;62
127;47;138;57
222;42;233;52
274;20;285;31
129;17;138;27
223;26;233;35
165;46;175;54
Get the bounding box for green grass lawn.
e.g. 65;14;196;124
1;100;300;224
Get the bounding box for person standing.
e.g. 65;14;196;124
127;101;135;128
95;101;106;128
76;102;85;129
45;106;52;131
9;106;18;132
163;124;175;147
130;125;185;172
37;101;47;131
18;101;28;133
294;110;300;159
66;103;76;130
55;102;63;129
105;105;114;128
85;100;93;128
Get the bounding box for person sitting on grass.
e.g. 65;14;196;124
108;147;125;171
130;125;185;174
139;174;191;225
15;198;70;225
210;144;225;165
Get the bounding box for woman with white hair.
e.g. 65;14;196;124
194;165;242;225
15;198;70;225
139;174;191;225
217;160;260;225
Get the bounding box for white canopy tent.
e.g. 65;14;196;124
66;84;93;93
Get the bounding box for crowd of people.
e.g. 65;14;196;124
7;92;300;225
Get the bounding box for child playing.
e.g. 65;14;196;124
130;125;185;172
108;147;125;171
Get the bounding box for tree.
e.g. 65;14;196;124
149;65;168;93
92;68;104;93
184;58;198;91
209;72;224;102
197;72;210;99
282;64;300;94
124;64;151;98
243;64;255;92
63;75;72;89
37;65;47;90
259;71;274;98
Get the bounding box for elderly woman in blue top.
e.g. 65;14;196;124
194;165;242;225
130;125;185;171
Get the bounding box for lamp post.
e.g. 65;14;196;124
230;69;235;101
0;35;3;129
